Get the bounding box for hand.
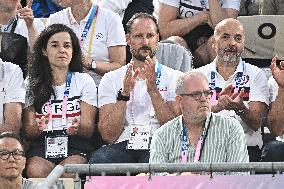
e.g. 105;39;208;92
217;84;245;111
271;55;284;88
122;61;140;96
66;118;80;136
144;56;157;92
37;114;50;131
18;0;34;28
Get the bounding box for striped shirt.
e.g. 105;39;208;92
150;113;249;165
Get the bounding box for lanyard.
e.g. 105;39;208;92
79;5;99;62
47;72;72;131
210;61;246;97
2;16;18;32
181;113;212;163
200;0;207;11
130;60;162;125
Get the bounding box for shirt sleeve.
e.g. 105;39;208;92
4;64;25;104
98;73;121;108
105;10;127;47
80;73;98;107
268;76;279;103
222;0;241;11
159;0;180;8
249;68;269;105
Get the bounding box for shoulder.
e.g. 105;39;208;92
153;116;181;138
194;63;212;75
2;60;22;75
161;64;184;77
243;62;266;78
211;113;242;130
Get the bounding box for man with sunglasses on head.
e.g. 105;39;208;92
195;18;269;162
150;71;249;168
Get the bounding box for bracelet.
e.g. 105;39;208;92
235;108;245;116
116;89;130;101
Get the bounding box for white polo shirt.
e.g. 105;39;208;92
195;59;269;148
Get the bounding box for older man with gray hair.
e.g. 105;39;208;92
150;71;249;167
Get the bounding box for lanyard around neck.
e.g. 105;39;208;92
181;113;212;163
79;5;99;62
47;72;72;131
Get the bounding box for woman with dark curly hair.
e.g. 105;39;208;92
23;24;97;178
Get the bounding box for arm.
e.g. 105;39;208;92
23;106;42;139
148;91;180;125
18;0;40;49
149;130;169;164
76;101;96;138
268;87;284;136
98;102;127;144
239;101;268;131
158;2;208;39
208;0;239;27
0;103;22;134
94;45;126;75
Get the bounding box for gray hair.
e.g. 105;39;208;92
175;71;209;95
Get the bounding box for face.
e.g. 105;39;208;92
126;18;159;62
213;20;245;64
0;0;19;12
176;75;211;124
0;138;25;179
43;32;73;70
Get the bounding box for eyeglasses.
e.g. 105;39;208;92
0;150;25;160
180;90;213;101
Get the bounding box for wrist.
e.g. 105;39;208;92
235;104;246;116
117;88;130;101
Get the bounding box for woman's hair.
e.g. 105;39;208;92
28;24;83;113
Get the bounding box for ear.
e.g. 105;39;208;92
42;48;47;57
126;34;130;46
175;95;182;104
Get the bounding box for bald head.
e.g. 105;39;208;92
214;18;245;38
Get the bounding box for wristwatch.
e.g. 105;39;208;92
91;59;97;70
116;89;130;101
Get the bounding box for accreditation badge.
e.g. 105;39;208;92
127;125;150;150
45;134;68;159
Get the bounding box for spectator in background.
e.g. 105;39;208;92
45;0;126;85
150;72;249;168
259;0;284;15
0;58;25;135
195;18;269;162
23;24;97;178
158;0;241;68
0;0;45;77
239;0;260;16
89;13;182;165
262;56;284;162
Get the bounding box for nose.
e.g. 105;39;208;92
141;37;149;45
228;37;237;46
7;153;16;161
58;45;66;53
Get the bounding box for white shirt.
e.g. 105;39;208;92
195;59;269;148
99;63;183;143
159;0;240;18
25;72;97;130
0;58;25;124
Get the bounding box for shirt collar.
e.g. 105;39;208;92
67;5;95;25
210;58;245;78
